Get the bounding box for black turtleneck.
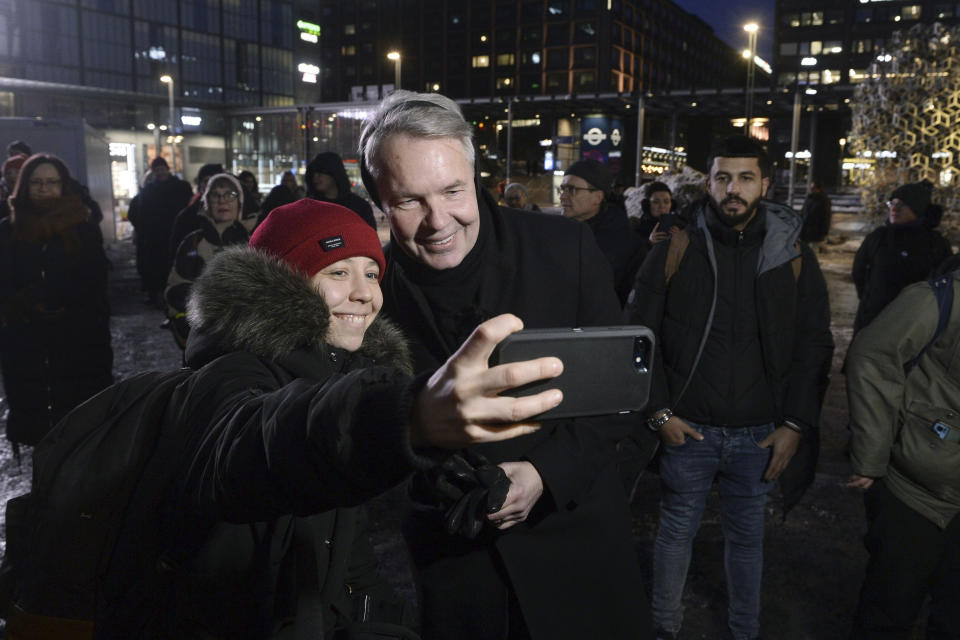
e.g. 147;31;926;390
676;204;777;427
390;201;492;354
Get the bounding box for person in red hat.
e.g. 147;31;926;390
114;199;563;638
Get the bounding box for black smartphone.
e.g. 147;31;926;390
489;326;654;420
659;213;679;233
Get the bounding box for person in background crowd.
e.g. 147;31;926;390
560;159;638;306
0;154;28;220
359;89;650;640
258;170;303;226
626;135;833;640
800;181;832;250
168;163;225;260
306;152;377;229
503;182;541;212
638;181;681;246
852;180;952;335
0;154;113;455
165;173;256;350
127;157;193;308
238;170;263;212
6;141;31;158
845;271;960;639
110;198;563;638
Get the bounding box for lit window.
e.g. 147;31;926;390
472;55;490;68
496;53;515;66
340;45;356;56
496;77;513;88
902;5;921;19
344;24;355;35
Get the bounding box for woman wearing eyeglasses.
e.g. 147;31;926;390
165;173;257;349
0;153;113;453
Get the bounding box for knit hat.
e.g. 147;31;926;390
564;159;613;194
202;173;245;214
890;181;933;218
7;140;31;157
2;153;27;175
250;199;385;281
150;156;168;169
197;163;225;185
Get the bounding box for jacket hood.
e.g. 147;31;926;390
305;152;351;200
693;197;802;276
186;245;411;371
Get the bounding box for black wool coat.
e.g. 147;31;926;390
128;177;193;292
0;205;112;446
381;191;649;640
137;247;425;639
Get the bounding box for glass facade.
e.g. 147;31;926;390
0;0;296;129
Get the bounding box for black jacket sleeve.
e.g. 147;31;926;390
782;244;834;431
624;238;671;413
183;360;435;523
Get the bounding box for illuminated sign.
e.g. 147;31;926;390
297;20;321;36
300;32;318;43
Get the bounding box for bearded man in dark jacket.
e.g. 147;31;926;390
625;135;834;640
306;151;377;229
114;200;562;638
359;90;650;640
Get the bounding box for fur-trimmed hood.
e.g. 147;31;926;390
186;245;411;372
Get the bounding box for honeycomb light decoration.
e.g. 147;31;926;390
850;22;960;221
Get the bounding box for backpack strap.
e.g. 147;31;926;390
664;230;690;287
904;275;955;374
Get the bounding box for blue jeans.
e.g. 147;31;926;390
652;422;775;640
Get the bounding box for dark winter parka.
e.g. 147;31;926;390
127;176;193;292
151;246;422;639
852;220;952;334
625;199;834;503
382;189;649;640
305;153;377;229
0;195;113;446
627;198;833;431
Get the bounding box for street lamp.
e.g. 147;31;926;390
743;23;759;134
160;74;175;171
387;51;401;91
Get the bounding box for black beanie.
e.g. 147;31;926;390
890;181;932;218
564;159;612;193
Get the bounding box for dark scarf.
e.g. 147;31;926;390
10;195;89;252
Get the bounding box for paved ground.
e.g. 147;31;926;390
0;212;933;638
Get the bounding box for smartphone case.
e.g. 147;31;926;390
489;326;654;420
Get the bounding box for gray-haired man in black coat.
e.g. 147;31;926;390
359;90;651;640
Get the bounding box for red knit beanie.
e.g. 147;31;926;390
250;199;385;281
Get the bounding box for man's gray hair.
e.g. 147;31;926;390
359;90;475;180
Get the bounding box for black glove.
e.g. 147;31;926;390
420;451;510;540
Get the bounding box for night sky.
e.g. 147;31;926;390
672;0;777;61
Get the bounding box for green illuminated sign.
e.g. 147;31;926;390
297;20;321;36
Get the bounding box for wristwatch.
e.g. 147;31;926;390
647;408;673;432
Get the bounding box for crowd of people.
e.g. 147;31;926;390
0;89;957;640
